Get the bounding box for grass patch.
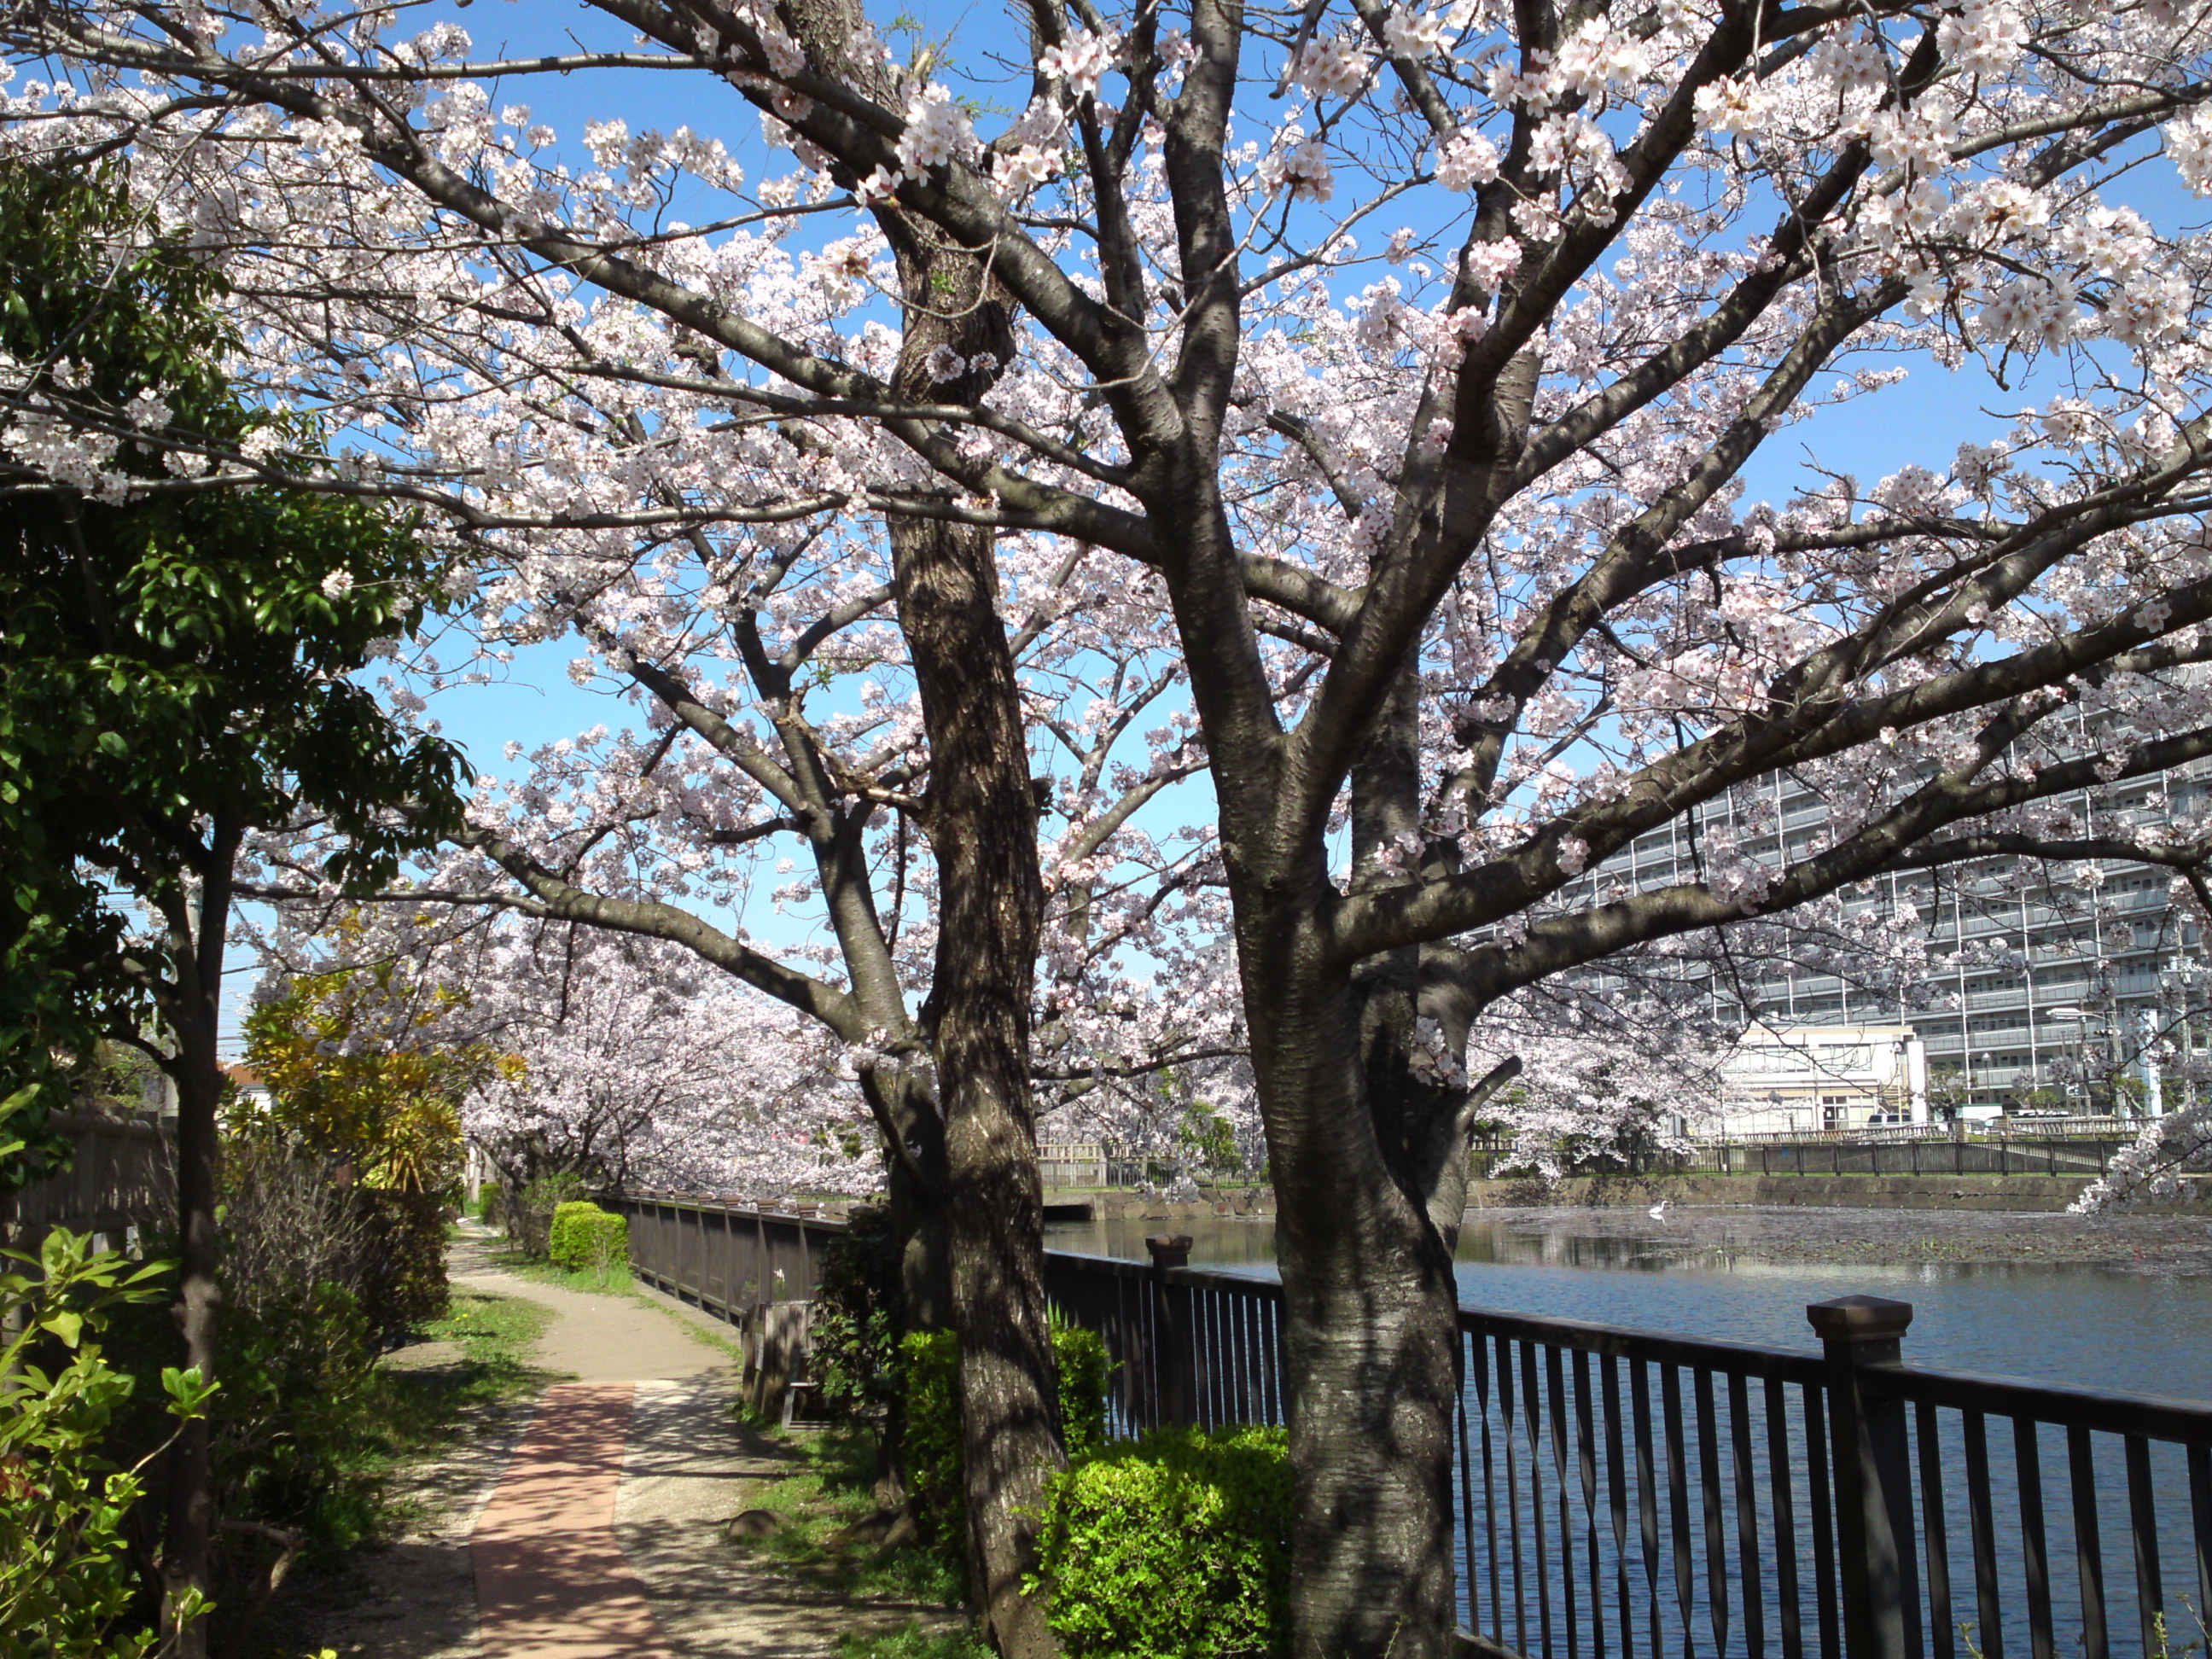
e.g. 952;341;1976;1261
733;1425;967;1610
835;1623;992;1659
489;1246;638;1296
351;1287;558;1537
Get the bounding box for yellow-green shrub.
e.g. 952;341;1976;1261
547;1201;626;1272
899;1322;1110;1553
1031;1423;1290;1659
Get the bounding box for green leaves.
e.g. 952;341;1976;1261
160;1365;218;1418
0;1231;201;1656
0;164;469;1150
38;1309;85;1349
1031;1424;1292;1659
899;1324;1113;1558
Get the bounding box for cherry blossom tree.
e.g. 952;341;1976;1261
253;906;876;1196
21;0;2212;1651
446;922;877;1198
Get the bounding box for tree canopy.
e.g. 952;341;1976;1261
12;2;2212;1650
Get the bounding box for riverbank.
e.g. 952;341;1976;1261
1046;1170;2211;1227
1051;1196;2212;1278
1465;1170;2211;1214
1464;1201;2212;1274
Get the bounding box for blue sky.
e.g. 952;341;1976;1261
215;0;2208;1043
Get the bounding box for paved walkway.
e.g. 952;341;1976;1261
275;1231;951;1659
474;1383;669;1659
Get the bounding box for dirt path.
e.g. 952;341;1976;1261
277;1231;943;1659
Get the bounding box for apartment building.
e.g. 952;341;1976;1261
1558;749;2212;1117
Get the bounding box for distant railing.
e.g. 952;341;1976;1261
626;1197;2212;1659
1695;1139;2125;1179
614;1192;844;1313
0;1109;172;1246
1469;1135;2137;1182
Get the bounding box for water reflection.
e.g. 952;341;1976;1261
1045;1207;2212;1395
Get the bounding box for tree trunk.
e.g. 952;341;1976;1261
892;504;1062;1659
1283;1239;1463;1659
1249;919;1466;1659
160;825;237;1659
163;1031;219;1658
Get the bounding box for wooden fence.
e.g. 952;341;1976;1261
1;1109;172;1246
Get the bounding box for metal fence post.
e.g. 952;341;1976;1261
1146;1232;1196;1428
1809;1295;1922;1659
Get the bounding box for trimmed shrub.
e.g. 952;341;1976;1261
510;1171;589;1256
546;1199;597;1266
810;1204;903;1421
900;1321;1111;1553
1032;1423;1290;1659
547;1201;627;1274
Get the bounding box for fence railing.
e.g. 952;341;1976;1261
1470;1138;2133;1182
624;1198;2212;1659
614;1192;844;1315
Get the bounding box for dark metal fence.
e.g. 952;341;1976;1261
624;1198;2212;1659
614;1193;844;1316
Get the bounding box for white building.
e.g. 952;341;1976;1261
1552;741;2211;1116
1709;1025;1930;1135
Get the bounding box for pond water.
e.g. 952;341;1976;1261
1044;1207;2212;1398
1045;1205;2212;1657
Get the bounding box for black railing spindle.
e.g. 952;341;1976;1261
2017;1418;2056;1659
1961;1411;2003;1659
2069;1425;2110;1659
1696;1368;1730;1659
1913;1400;1953;1659
1664;1365;1697;1659
2123;1435;2162;1659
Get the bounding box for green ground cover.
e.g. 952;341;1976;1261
723;1424;987;1659
346;1287;556;1540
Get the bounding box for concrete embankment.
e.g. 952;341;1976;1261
1046;1173;2212;1223
1464;1172;2211;1214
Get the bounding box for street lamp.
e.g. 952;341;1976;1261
2042;1006;2088;1114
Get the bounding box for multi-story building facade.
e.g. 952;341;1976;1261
1557;747;2212;1119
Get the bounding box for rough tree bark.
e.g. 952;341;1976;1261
887;304;1062;1659
768;3;1066;1645
157;811;242;1659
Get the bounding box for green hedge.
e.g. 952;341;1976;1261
511;1171;590;1256
353;1186;449;1342
900;1321;1111;1554
1033;1423;1290;1659
548;1200;628;1272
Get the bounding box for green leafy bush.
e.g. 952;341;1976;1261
353;1188;450;1343
899;1322;1111;1553
510;1172;590;1256
545;1199;597;1266
207;1277;380;1551
1031;1424;1290;1659
810;1206;903;1421
108;1135;416;1579
1;1228;215;1657
547;1202;627;1274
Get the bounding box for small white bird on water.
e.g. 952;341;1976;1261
1648;1200;1671;1221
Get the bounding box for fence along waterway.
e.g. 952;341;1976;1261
614;1194;2212;1659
